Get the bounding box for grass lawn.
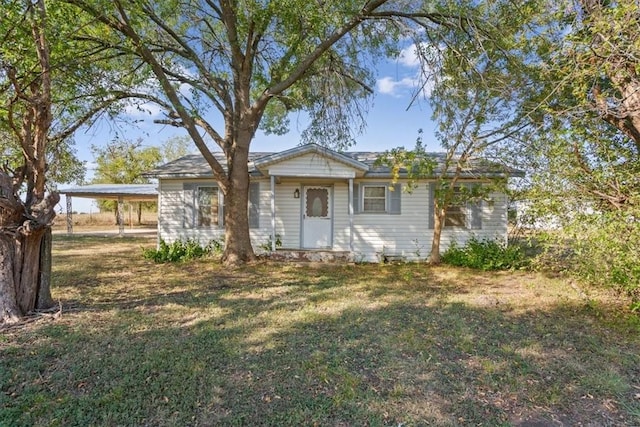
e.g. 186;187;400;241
2;236;640;426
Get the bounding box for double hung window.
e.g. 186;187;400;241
197;186;220;227
362;185;387;213
444;186;466;227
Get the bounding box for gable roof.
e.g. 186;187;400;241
252;143;369;172
144;152;272;178
145;144;523;179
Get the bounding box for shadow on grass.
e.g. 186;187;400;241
2;236;639;426
3;298;640;425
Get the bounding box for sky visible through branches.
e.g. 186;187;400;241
63;43;438;213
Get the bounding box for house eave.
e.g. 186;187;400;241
252;143;369;172
362;171;523;179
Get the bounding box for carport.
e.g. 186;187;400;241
58;184;158;236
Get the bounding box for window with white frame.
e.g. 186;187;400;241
362;185;386;213
197;186;220;227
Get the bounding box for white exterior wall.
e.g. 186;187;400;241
266;153;358;178
350;184;508;262
271;182;349;250
273;182;301;249
351;183;428;262
332;183;350;251
158;178;270;248
158;177;509;262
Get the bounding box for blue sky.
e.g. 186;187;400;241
63;44;441;213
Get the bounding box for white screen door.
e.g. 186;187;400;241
302;186;332;248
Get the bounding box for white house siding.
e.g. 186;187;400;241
349;183;508;262
158;179;223;245
332;183;350;251
266;153;358;178
272;182;302;249
435;189;509;259
351;183;429;262
158;178;270;248
158;178;508;262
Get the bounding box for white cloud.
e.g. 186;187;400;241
397;45;421;68
376;76;420;97
377;42;438;98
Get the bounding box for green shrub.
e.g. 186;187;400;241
259;234;282;251
441;237;526;271
142;239;222;263
564;211;640;309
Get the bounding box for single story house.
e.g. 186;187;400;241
146;143;520;262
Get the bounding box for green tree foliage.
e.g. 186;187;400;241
65;0;531;265
377;0;545;263
160;135;193;163
91;138;161;222
517;1;640;306
0;130;85;186
526;0;640;212
92;138;161;185
0;0;152;323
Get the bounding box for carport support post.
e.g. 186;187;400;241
117;196;124;237
270;175;276;252
348;178;354;252
66;195;73;235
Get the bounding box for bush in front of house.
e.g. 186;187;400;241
142;239;222;263
441;237;526;271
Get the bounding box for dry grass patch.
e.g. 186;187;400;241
1;236;639;426
52;211;157;233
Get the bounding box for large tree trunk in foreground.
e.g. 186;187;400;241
15;231;45;313
0;191;59;324
0;236;21;324
222;141;256;265
37;228;54;310
0;226;57;324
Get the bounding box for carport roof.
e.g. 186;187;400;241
58;184;158;201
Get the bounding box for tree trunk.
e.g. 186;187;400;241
0;192;58;324
221;141;256;265
428;207;445;264
0;0;58;324
0;236;21;324
137;203;142;225
15;230;46;313
0;229;51;323
36;227;54;310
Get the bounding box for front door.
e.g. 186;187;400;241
302;186;332;248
